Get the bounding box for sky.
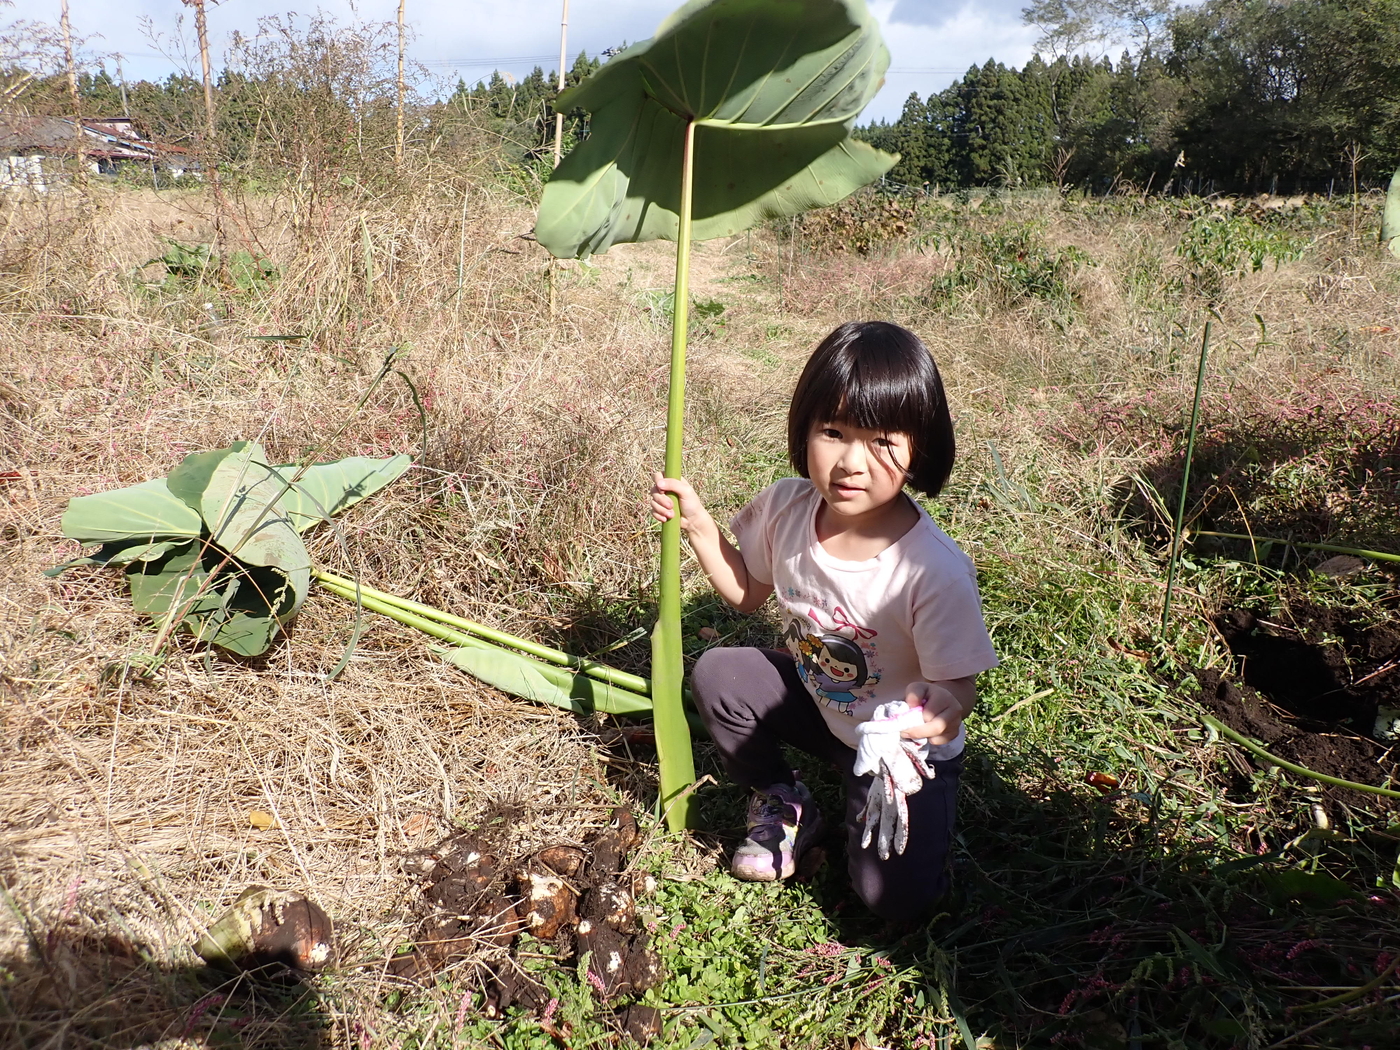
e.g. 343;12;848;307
54;0;1041;125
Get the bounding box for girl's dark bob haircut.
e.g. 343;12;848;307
787;321;955;498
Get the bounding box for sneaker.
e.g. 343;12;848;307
731;781;823;882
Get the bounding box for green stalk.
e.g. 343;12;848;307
653;117;699;831
313;568;650;694
1188;532;1400;565
1161;319;1213;634
316;577;655;716
1202;714;1400;800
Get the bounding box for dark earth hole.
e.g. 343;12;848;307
1192;601;1400;810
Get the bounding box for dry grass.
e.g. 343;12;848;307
3;170;1399;1047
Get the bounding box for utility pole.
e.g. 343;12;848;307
192;0;215;144
115;54;130;116
396;0;406;169
552;0;569;167
60;0;86;175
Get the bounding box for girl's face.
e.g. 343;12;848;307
816;645;859;683
806;420;912;524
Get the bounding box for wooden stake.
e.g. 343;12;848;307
396;0;406;169
552;0;569;167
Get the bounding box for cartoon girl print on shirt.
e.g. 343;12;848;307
782;609;881;713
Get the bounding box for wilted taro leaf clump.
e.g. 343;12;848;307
48;441;411;656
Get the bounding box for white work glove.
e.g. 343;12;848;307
853;701;937;860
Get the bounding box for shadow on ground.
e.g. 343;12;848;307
686;734;1400;1049
1107;399;1400;570
0;925;327;1050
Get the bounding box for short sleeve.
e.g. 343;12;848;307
911;563;999;682
728;484;780;586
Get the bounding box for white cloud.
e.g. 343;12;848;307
54;0;1033;121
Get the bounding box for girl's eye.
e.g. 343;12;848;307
821;428;842;439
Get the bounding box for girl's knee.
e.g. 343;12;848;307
851;862;950;921
690;648;732;715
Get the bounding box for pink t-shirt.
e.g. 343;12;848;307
730;477;998;759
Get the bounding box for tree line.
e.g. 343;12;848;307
3;9;604;181
857;0;1400;194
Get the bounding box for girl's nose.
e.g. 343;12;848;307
837;441;867;474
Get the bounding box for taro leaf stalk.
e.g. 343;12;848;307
535;0;897;830
1161;320;1212;634
1384;166;1400;260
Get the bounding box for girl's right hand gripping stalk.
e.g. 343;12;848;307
650;474;774;614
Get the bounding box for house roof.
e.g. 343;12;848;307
0;115;182;160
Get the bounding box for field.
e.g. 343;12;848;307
2;166;1399;1050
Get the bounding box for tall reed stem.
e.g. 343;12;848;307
1161;319;1212;634
653;118;699;831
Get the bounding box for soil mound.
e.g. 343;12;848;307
1193;601;1399;808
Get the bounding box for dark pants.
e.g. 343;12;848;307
692;647;962;920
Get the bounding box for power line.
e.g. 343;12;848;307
420;54;566;67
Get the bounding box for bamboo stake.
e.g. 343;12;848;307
552;0;570;167
652;118;699;832
1161;319;1212;633
395;0;406;169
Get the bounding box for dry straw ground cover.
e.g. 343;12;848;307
3;168;1400;1049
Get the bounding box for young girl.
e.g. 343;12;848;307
649;320;997;920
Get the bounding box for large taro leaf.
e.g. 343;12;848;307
1384;166;1400;260
45;539;185;577
270;454;413;533
52;443;411;657
125;541;286;656
535;0;896;258
194;442;311;624
438;640;654;717
59;477;203;545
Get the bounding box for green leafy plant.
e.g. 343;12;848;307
48;444;411;656
534;0;896;831
1175;212;1305;299
151;239;278;293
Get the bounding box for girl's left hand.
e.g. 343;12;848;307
898;677;977;745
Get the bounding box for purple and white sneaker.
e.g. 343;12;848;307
731;781;823;882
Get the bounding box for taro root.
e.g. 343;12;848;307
588;807;638;874
620;1004;663;1044
467;893;524;948
515;867;577;940
576;918;631;998
536;845;586;877
485;963;549;1018
194;886;333;976
426;840;497;907
581;878;636;933
624;935;664;993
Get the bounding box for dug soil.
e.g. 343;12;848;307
1193;600;1399;810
